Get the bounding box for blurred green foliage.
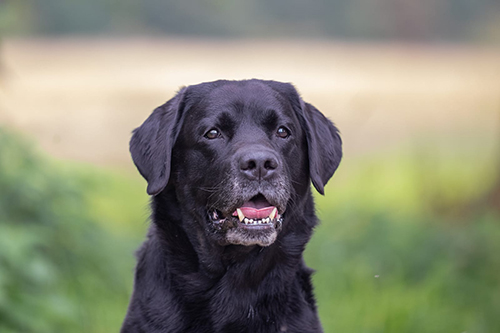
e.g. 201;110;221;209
0;128;147;332
0;127;499;332
309;213;500;332
308;149;500;332
1;0;500;42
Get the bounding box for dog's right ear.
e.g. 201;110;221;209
130;88;187;196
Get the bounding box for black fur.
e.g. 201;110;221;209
122;79;342;333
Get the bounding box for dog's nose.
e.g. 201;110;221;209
239;150;279;181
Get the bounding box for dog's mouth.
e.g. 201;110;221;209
207;193;284;246
231;193;282;228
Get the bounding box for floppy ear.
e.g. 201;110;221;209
130;88;187;196
300;101;342;195
266;80;342;194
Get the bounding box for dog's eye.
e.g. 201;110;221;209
276;126;290;138
204;129;220;140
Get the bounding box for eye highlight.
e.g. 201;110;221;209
204;128;221;140
276;126;290;139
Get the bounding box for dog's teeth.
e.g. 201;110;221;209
249;219;254;224
269;207;277;220
237;208;245;222
244;218;249;224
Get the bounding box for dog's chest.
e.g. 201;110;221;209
178;274;297;332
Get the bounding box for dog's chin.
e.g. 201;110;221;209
225;221;279;247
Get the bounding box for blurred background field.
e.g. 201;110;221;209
1;1;500;332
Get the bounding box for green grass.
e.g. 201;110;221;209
306;144;500;332
1;127;499;332
308;213;500;332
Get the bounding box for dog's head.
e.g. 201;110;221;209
130;80;342;247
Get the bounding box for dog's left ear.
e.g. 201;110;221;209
267;81;342;194
130;87;187;196
300;101;342;195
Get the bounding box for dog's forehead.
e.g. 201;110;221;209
192;81;292;119
212;82;280;105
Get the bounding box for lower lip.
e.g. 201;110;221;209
239;222;274;230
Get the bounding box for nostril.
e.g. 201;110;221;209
240;159;257;171
264;159;278;170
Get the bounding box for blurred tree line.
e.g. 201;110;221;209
0;0;499;42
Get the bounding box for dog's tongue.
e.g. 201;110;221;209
237;206;275;219
232;196;277;219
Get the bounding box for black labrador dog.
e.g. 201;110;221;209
122;79;342;333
